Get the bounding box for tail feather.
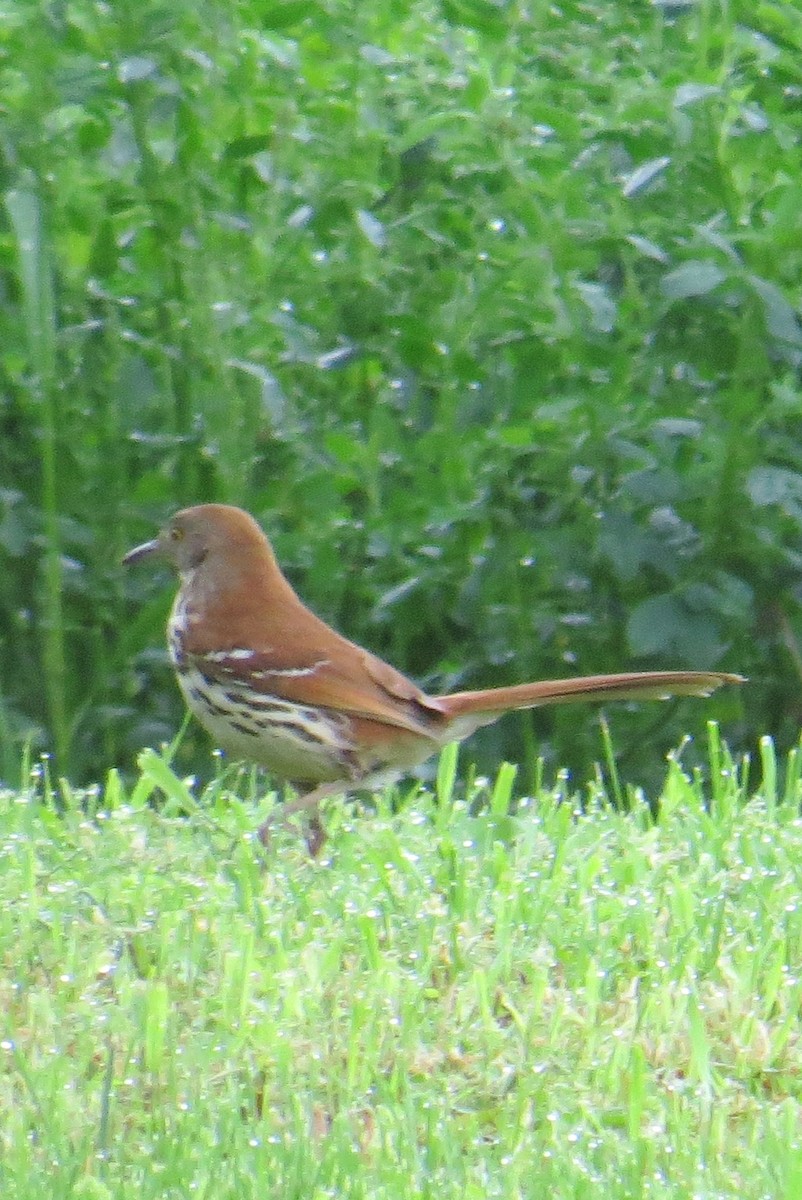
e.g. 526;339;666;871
439;670;744;720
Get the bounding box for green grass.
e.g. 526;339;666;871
3;732;802;1197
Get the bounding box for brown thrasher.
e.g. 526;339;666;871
123;504;742;850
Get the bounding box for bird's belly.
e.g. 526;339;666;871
177;669;355;784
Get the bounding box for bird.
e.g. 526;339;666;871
123;504;743;851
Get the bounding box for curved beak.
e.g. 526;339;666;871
122;536;162;567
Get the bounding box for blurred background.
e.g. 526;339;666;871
1;0;798;794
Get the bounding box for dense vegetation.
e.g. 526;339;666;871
1;0;800;791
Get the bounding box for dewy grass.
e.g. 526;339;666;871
2;729;802;1197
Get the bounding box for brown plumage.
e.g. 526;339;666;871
124;504;743;850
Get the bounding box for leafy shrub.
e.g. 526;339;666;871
1;0;800;789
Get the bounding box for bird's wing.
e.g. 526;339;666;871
182;641;449;739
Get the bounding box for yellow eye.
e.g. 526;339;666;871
170;526;184;542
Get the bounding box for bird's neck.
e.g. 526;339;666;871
177;551;302;624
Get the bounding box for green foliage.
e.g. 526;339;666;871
3;738;802;1195
0;0;799;783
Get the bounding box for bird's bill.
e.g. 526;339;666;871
122;537;162;566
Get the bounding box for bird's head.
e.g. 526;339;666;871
123;504;276;585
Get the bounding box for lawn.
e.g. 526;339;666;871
2;734;802;1198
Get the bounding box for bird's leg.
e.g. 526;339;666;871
304;813;327;858
257;779;348;855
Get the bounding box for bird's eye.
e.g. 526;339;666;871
170;527;184;543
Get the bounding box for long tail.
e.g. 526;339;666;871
439;670;744;720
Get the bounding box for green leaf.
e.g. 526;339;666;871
441;0;508;38
372;576;421;617
747;274;802;347
621;156;671;198
137;748;195;813
573;280;617;333
652;418;702;438
739;103;769;133
596;514;652;582
626;234;669;264
316;344;358;370
260;1;314;30
360;44;397;67
117;56;158;84
660;260;727;301
356;208;386;249
746;466;802;516
627;594;724;665
226;359;289;429
674;83;720;108
223;135;273;160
